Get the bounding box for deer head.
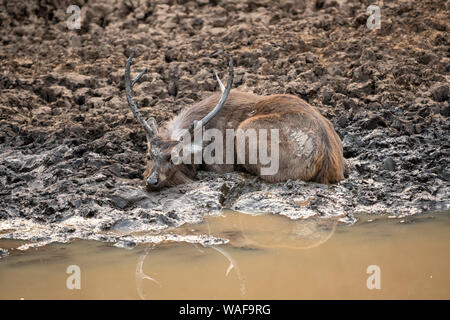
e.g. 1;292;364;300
124;52;233;191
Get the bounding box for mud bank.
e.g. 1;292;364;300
0;0;449;249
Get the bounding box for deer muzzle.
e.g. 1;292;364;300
146;172;159;189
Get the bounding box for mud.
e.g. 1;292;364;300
0;0;449;249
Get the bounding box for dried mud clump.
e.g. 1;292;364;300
0;0;448;247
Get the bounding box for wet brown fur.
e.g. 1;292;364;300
145;90;345;189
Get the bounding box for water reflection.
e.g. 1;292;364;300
135;211;339;299
0;211;449;299
174;210;339;249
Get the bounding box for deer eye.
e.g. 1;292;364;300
146;155;152;161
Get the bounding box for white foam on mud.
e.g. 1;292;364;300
0;170;447;250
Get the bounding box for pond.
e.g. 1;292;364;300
0;210;449;299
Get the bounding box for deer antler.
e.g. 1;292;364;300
189;56;234;134
125;52;156;139
214;71;225;93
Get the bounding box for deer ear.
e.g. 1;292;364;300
171;154;180;165
145;117;159;145
146;117;159;134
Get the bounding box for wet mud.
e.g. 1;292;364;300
0;0;449;249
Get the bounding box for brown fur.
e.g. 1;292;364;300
144;90;345;190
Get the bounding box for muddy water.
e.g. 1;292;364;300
0;211;449;300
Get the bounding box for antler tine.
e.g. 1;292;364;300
132;68;147;86
190;56;233;134
214;71;225;93
125;52;155;139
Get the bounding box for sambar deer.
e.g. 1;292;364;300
124;53;345;191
